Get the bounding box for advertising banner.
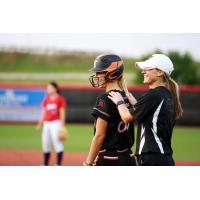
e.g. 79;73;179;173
0;89;45;122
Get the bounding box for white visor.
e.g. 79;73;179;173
135;54;174;75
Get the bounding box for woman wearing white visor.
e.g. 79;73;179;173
108;54;183;166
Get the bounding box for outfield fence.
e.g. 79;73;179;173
0;84;200;125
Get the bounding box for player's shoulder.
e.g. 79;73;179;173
97;91;120;104
97;92;109;101
58;95;66;101
95;90;126;107
42;96;49;106
151;86;168;99
43;95;49;102
143;87;159;98
95;93;110;106
106;89;126;98
137;89;158;105
94;92;114;110
142;87;166;104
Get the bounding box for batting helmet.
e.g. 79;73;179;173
89;53;124;87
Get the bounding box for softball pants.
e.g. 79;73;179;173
42;120;64;153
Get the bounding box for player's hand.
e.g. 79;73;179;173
83;161;93;166
108;91;124;105
127;92;137;106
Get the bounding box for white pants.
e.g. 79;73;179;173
42;120;64;153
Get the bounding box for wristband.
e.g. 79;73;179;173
116;100;125;107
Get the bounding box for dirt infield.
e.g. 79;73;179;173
0;150;200;166
0;150;86;166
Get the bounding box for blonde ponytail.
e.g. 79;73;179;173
117;76;129;95
164;74;183;119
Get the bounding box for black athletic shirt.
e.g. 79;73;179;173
92;90;135;150
130;86;176;155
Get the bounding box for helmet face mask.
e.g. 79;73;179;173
89;74;107;88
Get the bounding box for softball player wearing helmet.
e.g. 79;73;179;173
84;53;136;166
109;54;183;166
36;82;67;166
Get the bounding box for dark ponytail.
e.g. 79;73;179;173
49;81;60;94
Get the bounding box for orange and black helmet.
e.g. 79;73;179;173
89;53;124;87
90;53;124;80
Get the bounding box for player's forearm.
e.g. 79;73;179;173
60;109;66;126
60;117;65;127
86;134;105;164
38;111;45;125
117;104;134;123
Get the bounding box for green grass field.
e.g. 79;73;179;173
0;124;200;161
0;51;136;73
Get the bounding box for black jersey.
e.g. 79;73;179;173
130;86;175;155
92;90;135;150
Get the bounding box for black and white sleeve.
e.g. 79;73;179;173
129;91;158;122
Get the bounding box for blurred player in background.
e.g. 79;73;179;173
84;53;136;166
109;54;183;166
36;81;67;166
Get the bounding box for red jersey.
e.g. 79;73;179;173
42;95;67;121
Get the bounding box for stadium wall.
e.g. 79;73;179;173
0;84;200;125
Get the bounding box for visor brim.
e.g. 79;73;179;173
135;61;156;70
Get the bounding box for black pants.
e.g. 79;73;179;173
95;149;136;166
136;153;175;166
